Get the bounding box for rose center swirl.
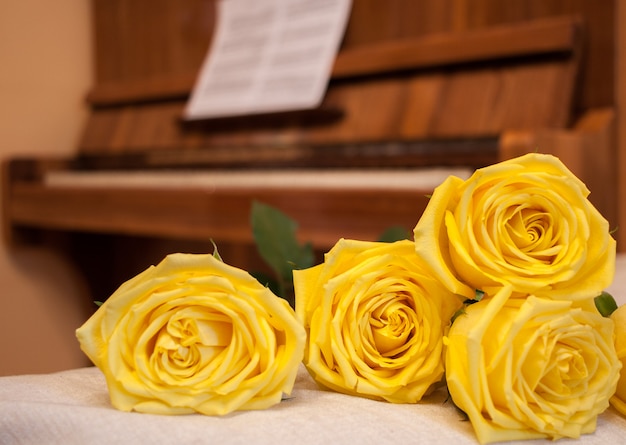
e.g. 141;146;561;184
503;206;560;263
153;309;233;379
368;295;415;356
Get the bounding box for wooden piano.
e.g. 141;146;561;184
2;1;620;303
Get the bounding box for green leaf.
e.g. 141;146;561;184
377;225;411;243
210;239;223;262
250;201;314;301
595;291;618;317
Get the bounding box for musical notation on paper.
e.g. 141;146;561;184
184;0;352;120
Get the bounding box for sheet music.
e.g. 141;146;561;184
184;0;352;120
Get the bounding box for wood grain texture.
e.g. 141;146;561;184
7;182;427;250
87;0;614;110
80;55;579;153
332;16;579;79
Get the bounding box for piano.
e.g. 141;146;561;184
2;0;619;303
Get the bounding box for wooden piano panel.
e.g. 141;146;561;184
341;0;615;112
87;0;615;111
89;0;216;104
6;180;431;250
80;15;582;154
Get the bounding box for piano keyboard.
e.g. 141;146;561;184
44;168;473;191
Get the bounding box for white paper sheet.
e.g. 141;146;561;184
184;0;352;120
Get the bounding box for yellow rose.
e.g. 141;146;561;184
294;238;462;403
414;153;615;301
445;287;621;444
610;304;626;416
76;253;305;415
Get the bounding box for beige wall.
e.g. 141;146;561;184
0;0;94;374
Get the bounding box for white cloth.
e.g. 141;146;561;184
3;255;626;445
2;363;626;445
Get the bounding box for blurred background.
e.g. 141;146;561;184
0;0;93;374
1;0;624;376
